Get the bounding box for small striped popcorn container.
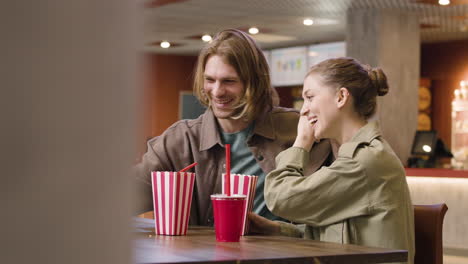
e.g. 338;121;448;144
151;171;196;235
221;174;258;235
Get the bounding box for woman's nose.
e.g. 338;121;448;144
300;104;309;116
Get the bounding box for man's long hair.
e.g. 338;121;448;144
193;29;278;122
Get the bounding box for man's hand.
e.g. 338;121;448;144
293;115;316;151
248;212;281;235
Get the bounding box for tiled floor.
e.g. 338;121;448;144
444;255;468;264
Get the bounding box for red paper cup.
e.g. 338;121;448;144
211;194;246;242
151;171;196;236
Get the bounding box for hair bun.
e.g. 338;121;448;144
368;68;389;96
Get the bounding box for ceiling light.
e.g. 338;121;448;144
438;0;450;5
422;145;432;153
160;41;170;48
303;18;314;26
201;34;212;42
248;27;259;35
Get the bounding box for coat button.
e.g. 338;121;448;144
256;155;264;161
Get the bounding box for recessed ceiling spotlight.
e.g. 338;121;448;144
422;145;432;153
303;18;314;26
160;41;170;48
248;27;259;35
438;0;450;5
201;34;212;42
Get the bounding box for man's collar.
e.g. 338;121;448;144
251;108;276;140
199;108;276;151
199;109;222;151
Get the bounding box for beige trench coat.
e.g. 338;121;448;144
265;121;415;264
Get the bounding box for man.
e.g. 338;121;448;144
134;29;333;226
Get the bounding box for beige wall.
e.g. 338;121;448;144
347;9;420;165
1;1;138;264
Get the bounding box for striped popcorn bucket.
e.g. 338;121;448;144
151;171;196;235
222;174;258;235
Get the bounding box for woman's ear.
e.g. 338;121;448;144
336;87;350;109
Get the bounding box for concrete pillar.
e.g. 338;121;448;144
347;8;420;165
1;1;139;264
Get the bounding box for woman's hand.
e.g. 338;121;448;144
293;115;316;151
248;212;281;235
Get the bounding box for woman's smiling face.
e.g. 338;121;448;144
300;74;340;140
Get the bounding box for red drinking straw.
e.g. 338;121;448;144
179;162;198;172
225;144;231;196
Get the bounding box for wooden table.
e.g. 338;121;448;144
133;218;407;264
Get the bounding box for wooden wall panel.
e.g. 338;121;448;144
275;86;295;108
140;54;197;152
421;40;468;147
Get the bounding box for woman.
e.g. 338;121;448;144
250;57;414;264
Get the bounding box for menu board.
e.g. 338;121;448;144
270;46;308;86
308;41;346;68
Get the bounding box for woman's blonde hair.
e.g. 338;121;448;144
307;57;389;119
193;29;277;122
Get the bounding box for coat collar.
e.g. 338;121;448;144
350;121;382;143
251;108;276;140
338;121;382;158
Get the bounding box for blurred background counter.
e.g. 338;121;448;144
407;169;468;259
